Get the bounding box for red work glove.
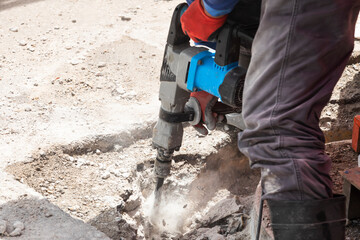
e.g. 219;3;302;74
187;91;219;135
180;0;227;42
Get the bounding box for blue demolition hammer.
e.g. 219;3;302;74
152;2;259;200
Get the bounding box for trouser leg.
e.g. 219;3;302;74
268;195;347;240
238;0;360;200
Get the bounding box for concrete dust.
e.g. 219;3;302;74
145;191;187;234
144;187;233;237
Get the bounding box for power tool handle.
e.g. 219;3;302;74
166;3;190;46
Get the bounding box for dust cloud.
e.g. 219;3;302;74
143;191;188;235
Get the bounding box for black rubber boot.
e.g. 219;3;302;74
267;195;346;240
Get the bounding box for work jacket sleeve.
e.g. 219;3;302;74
186;0;240;17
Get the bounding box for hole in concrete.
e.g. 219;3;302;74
6;129;360;239
7;127;260;239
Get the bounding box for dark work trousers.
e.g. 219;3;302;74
238;0;360;200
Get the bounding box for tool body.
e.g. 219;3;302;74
152;2;259;202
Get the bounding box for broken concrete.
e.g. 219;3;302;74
188;226;224;240
201;197;244;227
124;195;142;212
0;0;360;239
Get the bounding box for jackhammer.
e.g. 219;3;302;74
152;2;260;206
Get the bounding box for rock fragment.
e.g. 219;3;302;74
116;200;126;213
45;212;53;218
39;151;46;157
19;41;27;46
119;16;131;21
76;158;91;167
202;197;243;226
120;189;132;201
226;214;245;234
97;62;106;68
0;219;7;235
70;59;80;65
9;27;18;32
117;216;137;239
101;171;111;179
136;163;144;172
9;221;25;237
124;194;141;212
184;226;224;240
68;205;80;212
111;87;125;96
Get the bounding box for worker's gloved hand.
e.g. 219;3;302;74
186;91;220;135
181;0;227;42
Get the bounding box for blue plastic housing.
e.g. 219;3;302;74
186;51;238;101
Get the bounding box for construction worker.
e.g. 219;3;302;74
181;0;359;239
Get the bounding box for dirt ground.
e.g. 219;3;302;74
1;0;360;239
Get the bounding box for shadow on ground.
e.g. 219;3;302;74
0;0;44;11
0;196;108;239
